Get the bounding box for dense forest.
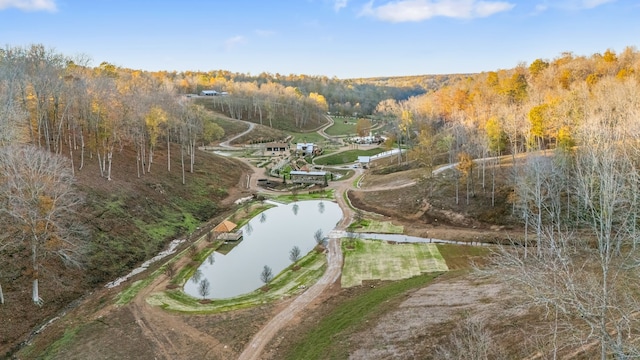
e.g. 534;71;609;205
3;42;640;357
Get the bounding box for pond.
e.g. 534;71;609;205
184;200;342;299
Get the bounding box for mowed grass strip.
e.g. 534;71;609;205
350;219;403;234
341;239;448;288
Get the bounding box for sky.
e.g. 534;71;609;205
1;0;639;79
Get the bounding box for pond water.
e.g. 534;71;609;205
184;200;342;299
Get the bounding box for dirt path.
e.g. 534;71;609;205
238;177;356;359
128;242;237;359
238;237;344;360
220;120;255;148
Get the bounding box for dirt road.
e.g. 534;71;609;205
238;174;356;359
128;241;237;359
238;236;344;360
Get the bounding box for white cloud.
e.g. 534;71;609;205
0;0;57;12
359;0;514;22
224;35;247;51
334;0;348;11
534;0;616;12
578;0;616;9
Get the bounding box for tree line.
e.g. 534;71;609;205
0;44;230;306
380;47;640;358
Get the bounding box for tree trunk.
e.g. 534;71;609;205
147;145;153;173
136;145;141;178
32;278;40;305
32;239;41;305
181;145;186;185
167;136;171;172
455;177;459;205
79;132;85;170
107;151;113;181
190;140;195;173
68;132;74;176
141;140;146;175
97;152;103;178
466;178;470;205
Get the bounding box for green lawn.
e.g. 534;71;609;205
341;238;448;288
348;219;404;234
325;119;357;136
289;131;327;144
314;148;386;166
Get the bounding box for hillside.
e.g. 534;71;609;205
0;141;250;357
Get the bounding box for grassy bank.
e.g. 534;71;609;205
147;248;327;313
283;272;442;359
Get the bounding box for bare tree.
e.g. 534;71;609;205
434;317;506;360
191;269;203;284
491;79;640;359
314;229;325;246
198;278;210;299
0;145;85;305
289;245;301;264
260;265;273;285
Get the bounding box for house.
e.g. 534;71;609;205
290;170;327;185
200;90;218;96
296;143;315;155
264;142;289;154
213;220;243;241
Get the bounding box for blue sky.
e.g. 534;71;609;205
1;0;638;78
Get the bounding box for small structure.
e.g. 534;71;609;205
200;90;219;96
357;156;371;166
296;143;315;155
264;142;289;154
213;220;243;241
290;170;327;185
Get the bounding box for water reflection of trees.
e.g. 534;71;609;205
207;253;215;265
260;212;267;223
292;203;299;215
318;201;325;214
191;269;203;283
245;221;253;235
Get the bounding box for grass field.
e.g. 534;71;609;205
314;148;386;166
325;119;357;136
289;131;327;144
348;219;404;234
341;239;448;288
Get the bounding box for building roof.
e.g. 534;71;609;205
214;220;237;232
290;170;326;176
264;142;288;148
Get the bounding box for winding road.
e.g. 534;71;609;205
237;165;357;359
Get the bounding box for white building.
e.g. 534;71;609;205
200;90;218;96
296;143;315;155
